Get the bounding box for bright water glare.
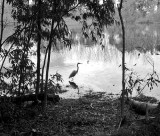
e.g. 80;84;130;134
46;24;160;99
2;24;160;99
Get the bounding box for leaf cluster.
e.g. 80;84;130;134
47;72;63;94
71;0;115;44
124;63;160;97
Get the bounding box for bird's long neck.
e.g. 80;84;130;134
77;64;79;72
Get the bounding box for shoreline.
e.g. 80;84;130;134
0;88;159;136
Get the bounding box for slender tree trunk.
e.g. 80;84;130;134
0;0;5;52
44;43;52;110
43;14;55;110
18;47;25;96
36;0;42;98
41;46;49;93
118;0;125;118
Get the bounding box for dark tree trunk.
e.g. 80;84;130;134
43;9;55;110
36;0;42;98
0;0;5;52
118;0;125;118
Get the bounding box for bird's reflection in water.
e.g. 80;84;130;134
69;81;79;95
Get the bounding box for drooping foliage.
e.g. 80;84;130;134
0;0;115;107
71;0;115;43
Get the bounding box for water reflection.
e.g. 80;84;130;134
69;81;79;94
48;24;160;100
3;24;160;99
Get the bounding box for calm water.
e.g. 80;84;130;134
2;24;160;99
46;24;160;99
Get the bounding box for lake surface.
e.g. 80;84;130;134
45;24;160;100
2;23;160;100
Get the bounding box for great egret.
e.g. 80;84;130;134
69;63;82;80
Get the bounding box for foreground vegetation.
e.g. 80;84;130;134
0;90;160;136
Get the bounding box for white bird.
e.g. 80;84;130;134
69;63;82;80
